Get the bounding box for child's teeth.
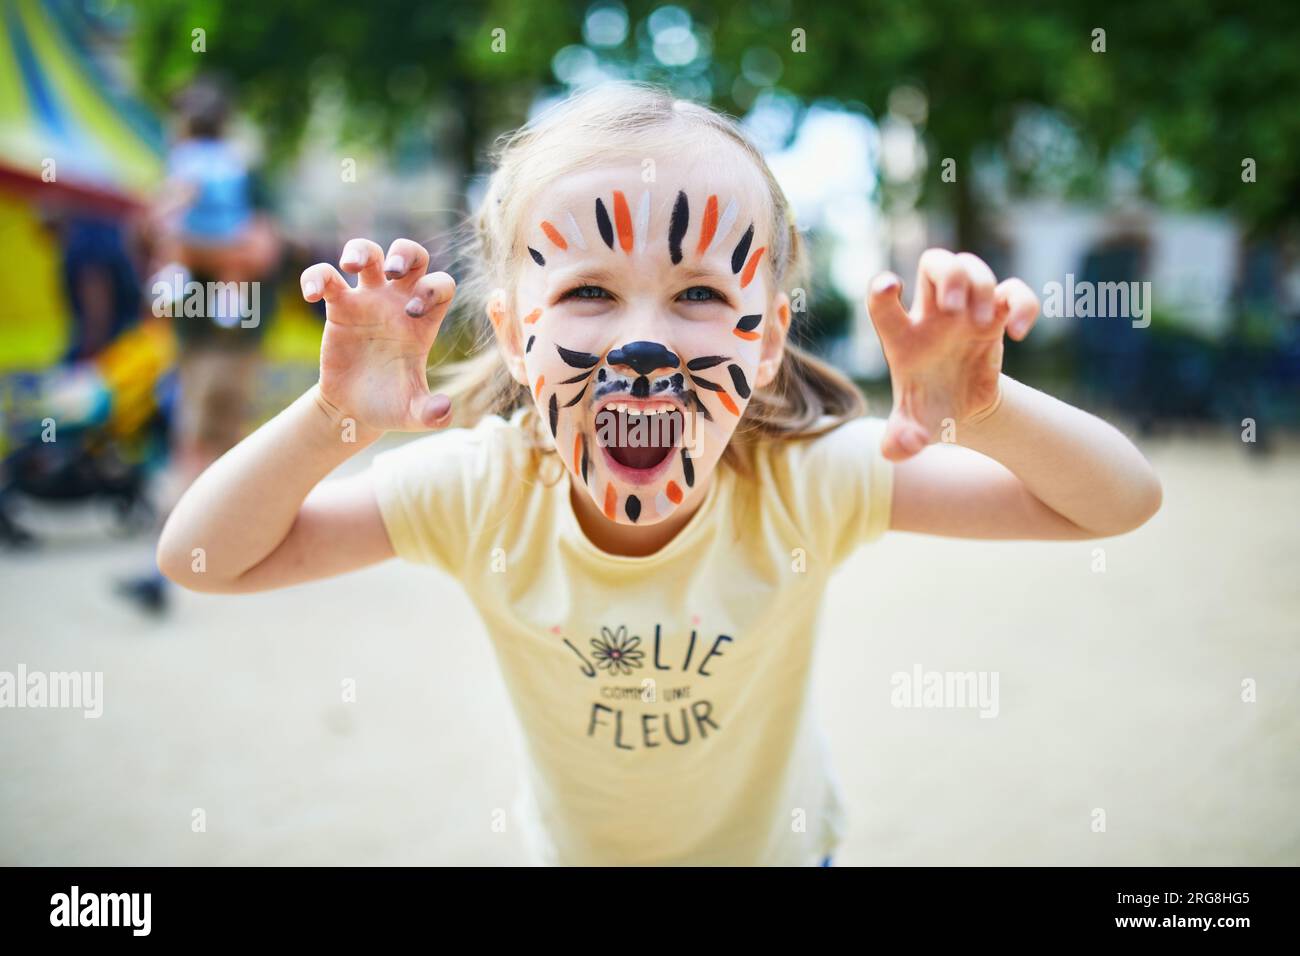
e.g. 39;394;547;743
608;403;675;415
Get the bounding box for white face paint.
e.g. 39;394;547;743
505;161;785;526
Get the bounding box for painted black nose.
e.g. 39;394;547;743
607;341;680;377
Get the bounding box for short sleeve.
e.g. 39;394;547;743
370;415;520;578
760;416;894;567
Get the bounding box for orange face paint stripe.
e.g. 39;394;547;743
612;190;634;252
603;484;617;519
573;433;582;475
540;221;568;250
778;303;790;327
696;195;719;255
534;375;545;399
733;329;761;341
740;246;766;288
523;308;542;324
718;392;740;416
666;480;683;504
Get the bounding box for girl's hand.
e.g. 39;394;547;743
866;248;1040;461
300;238;456;439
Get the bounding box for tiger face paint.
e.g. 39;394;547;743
499;162;784;527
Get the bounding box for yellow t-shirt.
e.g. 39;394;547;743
372;410;893;865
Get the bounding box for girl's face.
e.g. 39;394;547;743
491;160;789;526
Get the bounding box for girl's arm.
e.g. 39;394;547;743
889;375;1161;539
867;249;1162;540
156;388;391;591
157;237;457;592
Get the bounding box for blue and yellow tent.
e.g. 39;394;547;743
0;0;162;204
0;0;164;368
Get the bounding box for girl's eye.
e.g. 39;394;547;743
678;286;726;303
561;285;611;301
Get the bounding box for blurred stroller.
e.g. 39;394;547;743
0;316;175;546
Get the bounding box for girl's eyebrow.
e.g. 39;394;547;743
547;263;737;288
547;266;618;288
676;265;736;284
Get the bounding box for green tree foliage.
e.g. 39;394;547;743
128;0;1300;235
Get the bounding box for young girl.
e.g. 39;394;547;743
158;83;1161;866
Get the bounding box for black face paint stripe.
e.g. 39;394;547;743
686;389;713;422
687;355;727;371
727;364;751;399
556;344;601;369
526;335;535;353
595;198;614;249
548;393;558;437
736;313;762;332
580;435;589;485
681;449;695;487
563;383;589;408
631;376;649;399
730;224;754;274
560;370;594;385
668;190;689;265
528;246;546;267
625;495;641;523
690;375;724;393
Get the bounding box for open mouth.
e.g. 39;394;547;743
594;400;685;479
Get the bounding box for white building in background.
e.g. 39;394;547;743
994;200;1239;340
866;200;1245;375
277;85;461;256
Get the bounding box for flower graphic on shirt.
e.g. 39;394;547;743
590;626;645;675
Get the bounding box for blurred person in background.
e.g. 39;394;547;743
58;216;143;364
117;75;282;613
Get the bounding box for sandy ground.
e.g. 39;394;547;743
1;432;1298;866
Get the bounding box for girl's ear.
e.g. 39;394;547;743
754;291;792;389
487;288;529;387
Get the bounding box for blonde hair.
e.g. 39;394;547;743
437;81;865;478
